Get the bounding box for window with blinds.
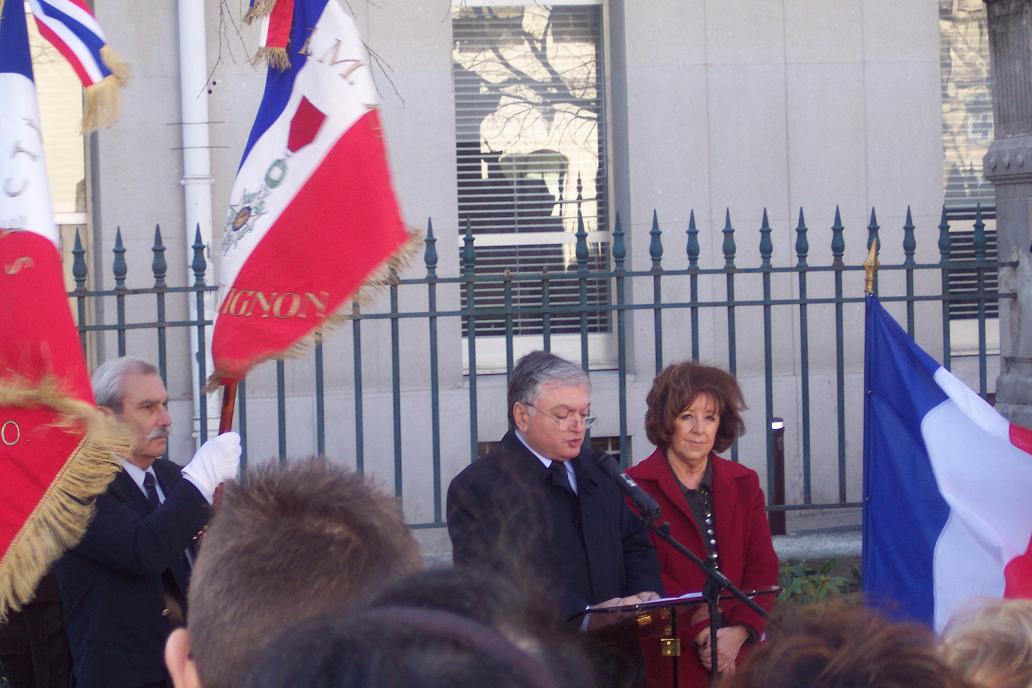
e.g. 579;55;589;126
452;3;611;340
939;0;998;330
939;0;995;209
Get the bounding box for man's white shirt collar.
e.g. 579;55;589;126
122;460;165;502
514;430;578;494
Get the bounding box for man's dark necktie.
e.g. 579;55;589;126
142;472;161;511
143;471;192;623
548;461;574;495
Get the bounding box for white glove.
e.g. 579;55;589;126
182;432;241;504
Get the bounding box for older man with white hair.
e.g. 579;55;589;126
56;357;240;688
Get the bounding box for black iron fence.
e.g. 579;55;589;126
68;204;1009;528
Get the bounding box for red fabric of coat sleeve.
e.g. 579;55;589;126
717;469;779;637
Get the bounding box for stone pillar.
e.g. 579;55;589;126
983;0;1032;426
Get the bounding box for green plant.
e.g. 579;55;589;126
778;559;855;605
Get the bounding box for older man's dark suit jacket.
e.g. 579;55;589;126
447;430;663;619
55;458;209;688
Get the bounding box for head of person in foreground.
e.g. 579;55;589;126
165;457;422;688
939;598;1032;688
720;601;973;688
244;566;602;688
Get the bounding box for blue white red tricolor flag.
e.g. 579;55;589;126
0;0;124;616
212;0;411;382
862;294;1032;631
19;0;128;132
28;0;114;86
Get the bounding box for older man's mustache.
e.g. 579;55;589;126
145;427;170;441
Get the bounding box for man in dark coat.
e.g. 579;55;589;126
447;351;662;620
55;357;240;688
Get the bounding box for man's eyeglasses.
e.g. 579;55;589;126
528;404;597;431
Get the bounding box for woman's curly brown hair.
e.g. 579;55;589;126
644;362;746;453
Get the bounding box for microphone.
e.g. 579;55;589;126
597;454;662;521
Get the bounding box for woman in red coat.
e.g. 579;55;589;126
626;362;779;687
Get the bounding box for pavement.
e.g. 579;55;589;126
773;507;862;562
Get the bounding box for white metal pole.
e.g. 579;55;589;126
177;0;220;447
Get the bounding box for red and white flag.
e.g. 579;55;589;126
212;0;411;383
0;1;127;615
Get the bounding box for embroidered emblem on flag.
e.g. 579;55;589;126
212;0;412;383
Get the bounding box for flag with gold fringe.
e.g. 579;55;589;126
212;0;413;384
245;0;295;71
0;0;130;617
21;0;129;132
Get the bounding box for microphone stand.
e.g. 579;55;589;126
639;508;768;687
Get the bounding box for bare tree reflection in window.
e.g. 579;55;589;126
453;5;611;340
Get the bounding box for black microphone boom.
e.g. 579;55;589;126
597;454;662;521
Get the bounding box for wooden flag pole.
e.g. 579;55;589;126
219;381;238;434
211;381;239;509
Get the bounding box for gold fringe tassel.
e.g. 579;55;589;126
244;0;278;24
100;45;130;85
0;380;133;619
207;228;421;390
251;46;291;71
80;46;129;134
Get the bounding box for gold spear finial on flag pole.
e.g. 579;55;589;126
865;240;879;295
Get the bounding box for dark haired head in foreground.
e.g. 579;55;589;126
165;458;422;688
246;607;558;688
246;567;624;688
720;602;973;688
371;567;634;688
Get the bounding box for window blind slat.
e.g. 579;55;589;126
946;229;999;320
